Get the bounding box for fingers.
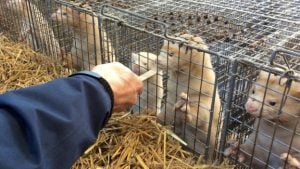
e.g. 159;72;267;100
113;104;129;112
117;92;139;106
92;62;143;112
113;95;139;112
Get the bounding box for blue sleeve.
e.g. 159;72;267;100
0;75;112;169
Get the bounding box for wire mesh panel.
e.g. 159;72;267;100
90;4;229;159
2;0;299;69
2;0;62;59
0;0;116;69
2;1;299;64
194;0;300;22
50;1;116;70
155;34;227;160
145;1;298;61
222;50;300;168
88;0;300;64
0;1;21;40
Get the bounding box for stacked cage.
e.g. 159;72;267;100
1;0;300;168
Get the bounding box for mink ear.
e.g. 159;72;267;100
250;70;261;80
162;40;169;47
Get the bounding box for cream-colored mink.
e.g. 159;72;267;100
51;5;115;69
226;70;300;169
131;52;163;115
7;0;61;59
157;33;221;159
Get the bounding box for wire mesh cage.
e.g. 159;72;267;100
1;0;300;168
0;0;117;69
87;0;300;62
99;4;231;158
222;50;300;168
1;0;63;59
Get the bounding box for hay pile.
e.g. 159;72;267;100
0;34;233;169
0;34;72;93
72;112;233;169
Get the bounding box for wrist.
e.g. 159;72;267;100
69;71;114;116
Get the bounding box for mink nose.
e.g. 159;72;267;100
245;100;258;113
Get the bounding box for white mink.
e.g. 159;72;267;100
157;33;221;159
226;70;300;169
131;52;163;115
51;5;115;69
6;0;61;59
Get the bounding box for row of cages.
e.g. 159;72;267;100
1;0;300;168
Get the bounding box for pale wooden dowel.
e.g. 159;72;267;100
138;69;157;81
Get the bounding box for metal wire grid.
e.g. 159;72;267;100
1;0;64;59
143;1;298;55
50;3;215;155
96;16;230;159
2;0;299;66
77;0;300;22
102;15;230;157
0;0;161;68
96;2;300;123
0;1;23;40
54;1;300;166
86;0;300;68
40;1;118;69
49;0;300;70
80;0;300;22
93;5;233;156
198;0;300;22
57;0;170;13
156;43;228;159
222;57;300;168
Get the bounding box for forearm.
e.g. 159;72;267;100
0;75;112;169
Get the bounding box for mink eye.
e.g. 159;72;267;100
269;101;276;106
169;52;175;57
252;89;255;94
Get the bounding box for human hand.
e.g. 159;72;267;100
92;62;143;112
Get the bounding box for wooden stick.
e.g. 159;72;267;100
166;130;188;146
139;69;157;81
